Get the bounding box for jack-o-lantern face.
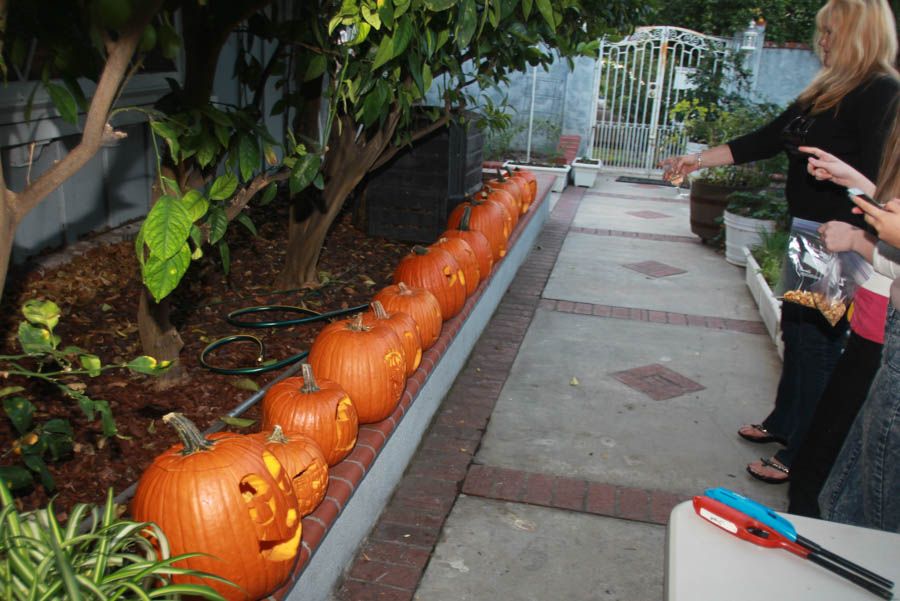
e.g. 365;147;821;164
250;427;329;517
261;364;359;466
131;413;302;601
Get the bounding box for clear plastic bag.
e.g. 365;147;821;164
775;218;872;326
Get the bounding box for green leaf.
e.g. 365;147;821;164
3;396;34;435
142;243;191;303
230;379;259;392
361;4;381;29
522;0;533;19
237;214;257;237
144;194;192;260
409;52;425;97
456;0;477;50
44;82;78;125
80;354;102;377
392;17;413;58
263;141;278;166
424;0;455;10
22;454;54;491
535;0;555;30
23;299;60;330
18;321;56;354
260;183;278;206
150;120;181;159
0;466;33;490
238;135;260;182
0;386;25;398
207;207;228;245
219;416;256;428
126;356;172;375
196;136;218;168
209;173;238;201
214;123;231;148
289;154;321;196
218;241;231;276
94;400;117;437
378;0;394;26
372;34;394;70
183;189;209;222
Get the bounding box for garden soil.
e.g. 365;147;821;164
0;194;416;518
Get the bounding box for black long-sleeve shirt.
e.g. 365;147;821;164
728;75;900;226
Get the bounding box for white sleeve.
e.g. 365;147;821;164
872;241;900;279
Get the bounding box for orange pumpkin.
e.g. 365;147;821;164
447;196;509;262
487;168;524;215
250;426;329;517
308;313;406;424
131;413;302;601
440;206;494;281
362;300;422;376
394;245;467;319
372;282;443;351
480;185;518;228
432;236;480;296
261;363;358;466
508;165;537;207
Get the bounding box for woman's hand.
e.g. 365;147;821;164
850;197;900;249
818;220;863;253
800;146;875;193
658;153;699;184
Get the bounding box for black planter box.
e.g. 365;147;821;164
365;117;484;243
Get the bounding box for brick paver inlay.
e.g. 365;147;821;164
623;260;687;278
610;363;706;400
626;210;671;219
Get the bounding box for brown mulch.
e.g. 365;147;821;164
0;193;416;518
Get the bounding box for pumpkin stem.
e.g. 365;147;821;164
412;245;429;255
371;300;390;320
348;313;371;331
398;282;412;294
495;167;507;182
163;412;216;455
459;205;473;231
266;425;290;445
300;362;320;393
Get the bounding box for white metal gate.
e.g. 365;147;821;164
589;26;729;176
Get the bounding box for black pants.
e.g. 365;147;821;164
787;331;883;517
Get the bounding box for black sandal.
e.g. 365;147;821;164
738;424;786;445
747;457;790;484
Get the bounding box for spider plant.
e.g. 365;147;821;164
0;481;237;601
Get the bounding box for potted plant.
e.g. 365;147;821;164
571;156;602;187
722;179;790;266
744;228;789;357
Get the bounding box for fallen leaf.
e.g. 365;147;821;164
231;378;260;392
570;376;579;386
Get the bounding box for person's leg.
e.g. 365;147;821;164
788;332;883;516
821;307;900;530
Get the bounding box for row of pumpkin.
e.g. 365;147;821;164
128;166;539;601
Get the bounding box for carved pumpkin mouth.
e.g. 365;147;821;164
240;450;301;561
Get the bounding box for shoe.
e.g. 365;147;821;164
738;424;787;445
747;457;790;484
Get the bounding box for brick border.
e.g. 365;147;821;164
538;297;769;335
570;225;700;244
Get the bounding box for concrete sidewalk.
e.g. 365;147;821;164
331;173;785;600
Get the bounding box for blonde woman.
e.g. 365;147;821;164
660;0;900;484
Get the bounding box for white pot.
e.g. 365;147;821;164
685;141;708;155
724;210;777;266
744;247;784;359
572;159;602;188
505;162;571;193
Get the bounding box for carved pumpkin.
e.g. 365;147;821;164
394;245;467;319
131;413;302;601
480;185;518;228
487;168;524;215
372;282;443;351
440;206;494;281
362;300;422;376
250;426;329;517
508;165;537;208
261;363;358;466
432;236;480;296
447;196;509;262
308;313;406;424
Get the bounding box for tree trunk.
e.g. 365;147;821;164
276;113;401;288
137;289;185;387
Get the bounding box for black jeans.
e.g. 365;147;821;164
788;331;883;517
762;303;848;468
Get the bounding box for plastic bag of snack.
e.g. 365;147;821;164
774;218;871;326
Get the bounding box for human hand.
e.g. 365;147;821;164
658;154;699;185
801;146;873;192
849;196;900;249
818;220;863;253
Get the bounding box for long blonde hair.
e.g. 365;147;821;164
874;100;900;204
797;0;899;113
